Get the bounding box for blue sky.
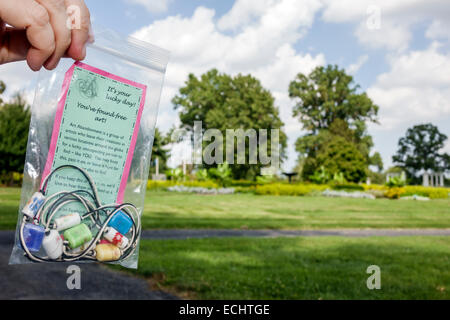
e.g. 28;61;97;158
2;0;450;172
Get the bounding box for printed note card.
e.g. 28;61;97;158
42;62;147;204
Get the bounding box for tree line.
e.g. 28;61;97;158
171;65;449;184
1;64;449;185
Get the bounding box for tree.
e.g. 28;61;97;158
370;152;383;172
0;93;31;185
393;123;449;182
306;136;368;183
289;65;378;134
150;128;169;175
0;81;5;104
289;65;380;182
173;69;287;180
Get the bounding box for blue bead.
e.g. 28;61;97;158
108;210;133;235
23;224;45;252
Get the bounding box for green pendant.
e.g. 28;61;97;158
64;224;92;249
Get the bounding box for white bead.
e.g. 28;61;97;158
42;230;63;260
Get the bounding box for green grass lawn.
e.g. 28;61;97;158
126;236;450;299
2;187;448;299
0;188;21;229
142;191;450;229
1;188;449;229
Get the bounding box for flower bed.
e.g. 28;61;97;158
363;184;450;199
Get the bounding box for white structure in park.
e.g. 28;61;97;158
422;172;445;187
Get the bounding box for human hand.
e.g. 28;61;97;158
0;0;92;71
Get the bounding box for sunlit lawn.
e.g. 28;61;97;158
142;191;450;229
124;236;450;299
1;188;449;229
2;187;449;299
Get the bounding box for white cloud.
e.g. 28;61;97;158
426;19;450;41
354;20;411;52
443;140;450;154
132;1;325;170
321;0;450;52
125;0;172;13
218;0;276;31
367;42;450;130
347;54;369;75
0;61;37;104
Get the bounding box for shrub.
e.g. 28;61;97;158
0;171;23;187
182;180;219;189
230;180;259;188
254;183;328;196
255;175;277;184
165;168;184;182
147;180;176;190
332;184;365;191
362;184;450;199
208;163;232;187
382;186;449;199
361;184;385;191
384;187;405;199
402;186;449;199
147;180;219;190
386;175;406;188
309;166;331;184
196;169;208;181
233;186;255;194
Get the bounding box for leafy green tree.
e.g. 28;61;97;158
314;136;367;183
367;170;385;185
289;64;378;133
370;152;384;172
150;128;170;175
297;119;371;182
289;65;379;181
393;123;449;181
0;93;31;185
0;81;5;104
291;157;306;182
173;69;287;179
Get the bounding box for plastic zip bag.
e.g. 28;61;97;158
9;26;169;269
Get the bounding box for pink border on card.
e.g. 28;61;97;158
40;61;147;204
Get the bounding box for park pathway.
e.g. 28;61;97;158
0;231;177;300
